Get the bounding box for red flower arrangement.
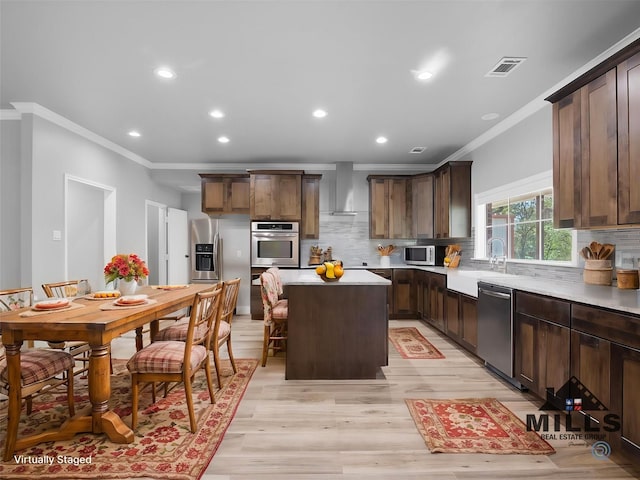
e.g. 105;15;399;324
104;253;149;285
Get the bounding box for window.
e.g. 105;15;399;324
475;172;575;264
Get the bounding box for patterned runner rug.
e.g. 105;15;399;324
389;327;445;359
406;398;555;455
0;358;258;479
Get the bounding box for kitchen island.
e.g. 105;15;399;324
279;269;391;380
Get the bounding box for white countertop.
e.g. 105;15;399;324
278;268;391;286
267;264;640;316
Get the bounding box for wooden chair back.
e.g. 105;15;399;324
220;278;241;327
0;287;34;312
184;284;224;369
42;280;79;298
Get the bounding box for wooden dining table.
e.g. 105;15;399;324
0;283;215;461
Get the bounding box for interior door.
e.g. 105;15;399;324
167;208;189;284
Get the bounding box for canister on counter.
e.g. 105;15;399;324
616;269;639;289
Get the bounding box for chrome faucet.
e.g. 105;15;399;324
487;237;507;272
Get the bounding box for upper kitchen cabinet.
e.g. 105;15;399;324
301;174;322;239
368;176;413;239
618;50;640;224
412;174;434;238
200;173;250;215
547;37;640;228
249;171;302;220
433;161;472;239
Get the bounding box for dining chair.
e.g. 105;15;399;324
212;278;240;386
41;280;91;376
127;284;222;433
0;287;35;347
153;279;240;388
260;271;288;367
0;336;75;460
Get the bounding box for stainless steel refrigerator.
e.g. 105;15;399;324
190;218;222;282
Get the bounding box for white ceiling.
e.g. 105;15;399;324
2;1;640;187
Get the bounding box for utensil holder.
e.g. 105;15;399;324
583;259;612;286
380;256;390;268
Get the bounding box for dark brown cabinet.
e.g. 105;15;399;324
250;171;302;220
367;176;413;239
611;343;640;459
514;292;570;398
392;269;416;318
579;69;618;227
460;294;478;353
200;174;250;215
412;174;434;238
426;272;446;333
552;71;617;228
301;174;321;239
445;290;478;353
368;269;393;315
617;51;640;224
547;38;640;229
433;162;472;239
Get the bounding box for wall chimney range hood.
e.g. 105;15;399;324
331;162;357;216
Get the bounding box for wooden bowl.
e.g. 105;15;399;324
319;273;340;282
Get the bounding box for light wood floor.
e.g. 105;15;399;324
110;316;640;479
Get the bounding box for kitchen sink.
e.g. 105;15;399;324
446;270;518;297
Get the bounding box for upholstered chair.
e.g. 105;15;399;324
260;271;288;367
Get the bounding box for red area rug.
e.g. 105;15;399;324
0;358;257;479
389;327;445;359
406;398;555;455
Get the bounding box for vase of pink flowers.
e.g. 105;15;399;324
104;253;149;295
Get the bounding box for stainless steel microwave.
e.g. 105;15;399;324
404;245;447;266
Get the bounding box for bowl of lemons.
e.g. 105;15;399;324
315;261;344;282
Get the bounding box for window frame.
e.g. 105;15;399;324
474;171;578;266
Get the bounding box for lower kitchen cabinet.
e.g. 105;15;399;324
514;292;570;398
611;343;640;460
368;269;393;316
460;294;478;352
392;269;416;318
570;329;611;426
250;267;267;320
445;290;478;354
426;272;446;332
571;303;640;460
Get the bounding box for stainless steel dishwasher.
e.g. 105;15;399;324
477;282;524;390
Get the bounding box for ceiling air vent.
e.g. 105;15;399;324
409;147;426;154
485;57;527;77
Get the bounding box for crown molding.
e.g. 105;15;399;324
9;102;153;168
152;162;338;171
0;109;22;120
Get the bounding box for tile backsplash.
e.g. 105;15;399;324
303;212;640;283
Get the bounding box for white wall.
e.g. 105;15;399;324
11;113;181;298
462;105;553;205
0;119;22;288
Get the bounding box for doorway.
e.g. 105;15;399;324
145;203;189;286
64;175;116;291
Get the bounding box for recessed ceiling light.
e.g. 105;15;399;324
154;67;176;79
376;136;388;144
416;70;433;80
128;130;141;137
209;109;225;119
481;113;500;121
312;109;327;118
218;136;230;144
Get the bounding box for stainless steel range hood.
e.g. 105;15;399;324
331;162;358;216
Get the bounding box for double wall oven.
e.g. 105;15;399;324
251;221;300;268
